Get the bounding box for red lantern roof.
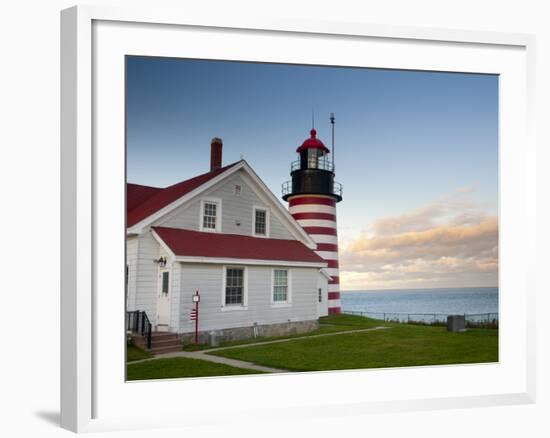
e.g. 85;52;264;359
296;129;330;154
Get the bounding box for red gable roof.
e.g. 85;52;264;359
127;162;239;227
127;183;162;212
153;226;325;264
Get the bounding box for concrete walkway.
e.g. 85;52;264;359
129;326;391;374
204;325;390;353
154;350;288;373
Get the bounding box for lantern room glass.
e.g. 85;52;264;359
306;148;326;169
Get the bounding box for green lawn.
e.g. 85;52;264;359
127;344;153;362
126;315;498;380
126;357;264;380
208;315;498;372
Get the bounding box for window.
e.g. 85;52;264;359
203;201;217;229
235;184;241;196
318;288;322;303
273;269;289;303
253;207;269;237
161;271;170;295
255;209;266;235
199;198;222;232
225;268;244;305
200;198;222;232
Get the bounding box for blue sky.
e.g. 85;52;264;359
127;56;499;290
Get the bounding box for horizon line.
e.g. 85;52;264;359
341;285;499;293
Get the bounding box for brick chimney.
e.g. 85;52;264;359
210;137;223;171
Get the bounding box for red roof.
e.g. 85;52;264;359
127;162;239;227
153;226;326;264
296;129;330;154
127;183;162;212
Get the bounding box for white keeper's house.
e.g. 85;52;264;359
126;132;343;352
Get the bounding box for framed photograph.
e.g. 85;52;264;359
61;5;536;433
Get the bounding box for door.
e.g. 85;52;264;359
317;273;329;317
156;268;171;331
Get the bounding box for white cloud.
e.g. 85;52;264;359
339;189;498;290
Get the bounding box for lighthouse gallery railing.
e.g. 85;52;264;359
282;180;343;198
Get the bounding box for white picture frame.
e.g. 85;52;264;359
60;4;536;433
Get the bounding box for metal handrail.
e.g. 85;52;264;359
282;181;292;196
126;310;153;349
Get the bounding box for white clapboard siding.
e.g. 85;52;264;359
169;260;182;333
155;171;293;240
133;231;161;326
126;235;139;311
178;264;319;333
129;231;183;332
317;272;329;317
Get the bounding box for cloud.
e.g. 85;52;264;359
370;186;481;235
339;189;498;290
346;217;497;265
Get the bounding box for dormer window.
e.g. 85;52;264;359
200;198;222;232
253;206;269;237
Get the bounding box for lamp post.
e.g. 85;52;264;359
190;291;200;344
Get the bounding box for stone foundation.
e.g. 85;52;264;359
178;319;319;346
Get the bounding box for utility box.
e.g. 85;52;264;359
447;315;466;332
209;330;220;347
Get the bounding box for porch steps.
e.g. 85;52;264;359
131;331;182;355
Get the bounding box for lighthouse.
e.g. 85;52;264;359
282;120;343;314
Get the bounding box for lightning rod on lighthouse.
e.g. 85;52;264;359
330;112;335;168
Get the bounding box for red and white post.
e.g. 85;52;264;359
190;290;200;344
289;195;341;314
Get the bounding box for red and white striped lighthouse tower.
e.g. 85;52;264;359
282;119;343;314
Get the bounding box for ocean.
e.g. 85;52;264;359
341;287;498;322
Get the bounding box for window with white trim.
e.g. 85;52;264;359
254;208;267;236
202;201;218;230
318;288;322;303
225;268;245;306
273;269;289;303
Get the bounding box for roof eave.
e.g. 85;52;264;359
174;255;327;268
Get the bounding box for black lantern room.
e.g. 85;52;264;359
282;129;343;202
